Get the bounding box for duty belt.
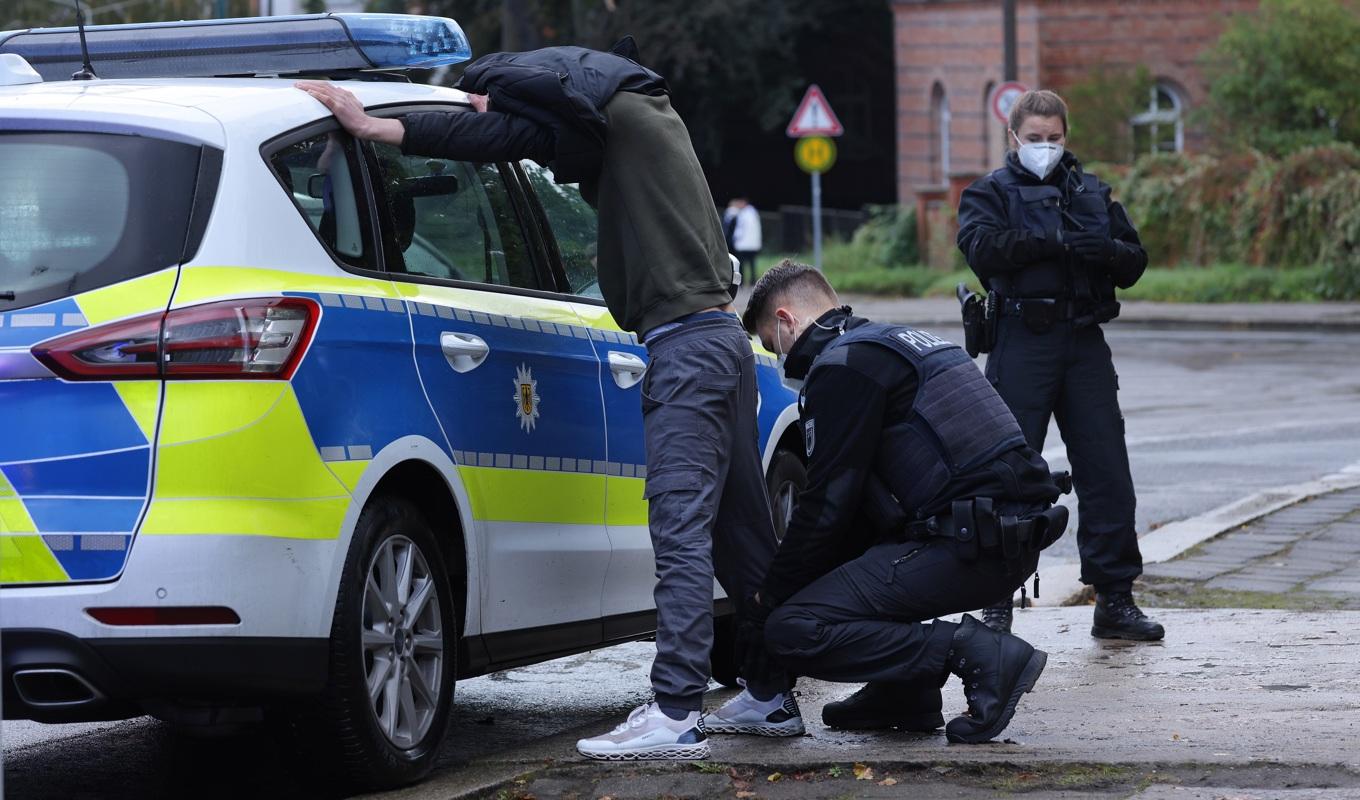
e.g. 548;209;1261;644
905;497;1068;562
1001;297;1081;320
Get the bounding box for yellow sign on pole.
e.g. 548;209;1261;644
795;135;837;175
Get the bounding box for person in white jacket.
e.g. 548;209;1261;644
723;196;763;285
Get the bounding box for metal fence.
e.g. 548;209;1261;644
769;206;870;254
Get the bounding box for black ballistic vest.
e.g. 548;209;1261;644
810;323;1028;516
992;162;1116;302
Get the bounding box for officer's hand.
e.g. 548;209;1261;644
1066;230;1118;264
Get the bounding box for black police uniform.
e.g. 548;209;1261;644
760;309;1064;720
957;150;1146;597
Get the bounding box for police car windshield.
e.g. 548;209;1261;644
0;131;212;311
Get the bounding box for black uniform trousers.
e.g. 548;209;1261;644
986;316;1142;591
764;539;1035;691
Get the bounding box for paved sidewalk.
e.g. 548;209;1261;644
371;606;1360;800
1141;487;1360;608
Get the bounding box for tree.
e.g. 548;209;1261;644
1062;65;1152;164
1204;0;1360;156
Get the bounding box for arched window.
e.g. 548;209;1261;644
1131;82;1184;155
929;82;950;183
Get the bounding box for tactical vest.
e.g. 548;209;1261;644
992;162;1117;303
810;323;1028;516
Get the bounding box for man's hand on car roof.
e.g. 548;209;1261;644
294;80;406;146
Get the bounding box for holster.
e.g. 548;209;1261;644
906;498;1069;563
956;284;998;358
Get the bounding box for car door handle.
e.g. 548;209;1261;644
440;332;490;373
607;351;647;389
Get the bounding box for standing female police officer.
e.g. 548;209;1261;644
956;90;1163;641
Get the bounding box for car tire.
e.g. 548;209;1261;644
765;448;806;544
287;495;458;793
710;447;807;689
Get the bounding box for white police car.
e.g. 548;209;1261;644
0;14;806;790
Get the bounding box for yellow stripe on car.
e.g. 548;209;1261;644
144;384;349;538
74;268;178;325
172;266;401;306
459;468;606;525
0;535;69;584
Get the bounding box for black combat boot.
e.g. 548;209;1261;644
943;614;1048;744
981;596;1013;634
1091;590;1165;641
822;680;944;732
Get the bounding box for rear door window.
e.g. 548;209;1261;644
266;131;377;270
0;132;211;311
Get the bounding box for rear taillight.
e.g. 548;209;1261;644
32;297;319;381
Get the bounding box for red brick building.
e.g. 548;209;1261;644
890;0;1258;259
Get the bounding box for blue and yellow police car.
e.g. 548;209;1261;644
0;14;806;790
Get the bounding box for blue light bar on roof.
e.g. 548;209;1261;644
0;13;471;81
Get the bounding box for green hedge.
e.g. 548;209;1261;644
1102;143;1360;299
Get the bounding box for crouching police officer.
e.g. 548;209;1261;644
721;262;1067;742
956;90;1163;641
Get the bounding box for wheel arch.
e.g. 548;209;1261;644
325;436;482;639
763;403;806;470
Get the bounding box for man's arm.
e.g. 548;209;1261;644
401;110;555;164
294;81;555;165
957;179;1062;283
760;362;887;606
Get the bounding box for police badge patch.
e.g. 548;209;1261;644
804;418;816;458
513;363;541;433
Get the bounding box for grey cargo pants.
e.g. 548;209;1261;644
642;315;790;712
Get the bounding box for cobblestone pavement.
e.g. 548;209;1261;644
1140;486;1360;609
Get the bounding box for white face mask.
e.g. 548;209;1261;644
774;315;804;392
1013;132;1064;180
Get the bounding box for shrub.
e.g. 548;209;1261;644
850;204;919;267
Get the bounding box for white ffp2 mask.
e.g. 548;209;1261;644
1014;135;1064;180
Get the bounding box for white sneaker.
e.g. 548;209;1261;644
701;687;806;737
576;702;710;761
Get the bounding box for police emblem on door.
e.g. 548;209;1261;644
514;364;541;433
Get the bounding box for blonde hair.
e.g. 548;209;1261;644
1008;89;1069;135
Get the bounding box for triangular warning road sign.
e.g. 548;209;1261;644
786;84;844;138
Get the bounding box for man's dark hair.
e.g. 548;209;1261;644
741;259;837;333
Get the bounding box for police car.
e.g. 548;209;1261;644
0;14;805;790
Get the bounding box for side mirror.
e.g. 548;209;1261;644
306;173;327;199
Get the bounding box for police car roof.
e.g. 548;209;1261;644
0;77;468;148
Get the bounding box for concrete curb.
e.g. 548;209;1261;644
825;295;1360;332
1034;459;1360;607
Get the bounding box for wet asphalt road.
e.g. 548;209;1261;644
5;323;1360;799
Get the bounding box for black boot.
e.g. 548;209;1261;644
943;614;1047;744
821;680;944;732
981;596;1013;634
1092;590;1165;641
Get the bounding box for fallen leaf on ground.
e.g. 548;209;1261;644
736;793;756;799
853;763;874;781
878;777;898;786
767;771;783;783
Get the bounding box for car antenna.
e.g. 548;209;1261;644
70;0;98;81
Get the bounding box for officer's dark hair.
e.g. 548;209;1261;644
742;259;837;333
1008;89;1069;135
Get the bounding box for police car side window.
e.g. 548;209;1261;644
370;144;539;291
267;132;375;269
519;160;601;299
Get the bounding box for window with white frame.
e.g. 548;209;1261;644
1131;82;1184;156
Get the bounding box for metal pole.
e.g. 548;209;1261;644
1003;0;1017;81
811;171;823;271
